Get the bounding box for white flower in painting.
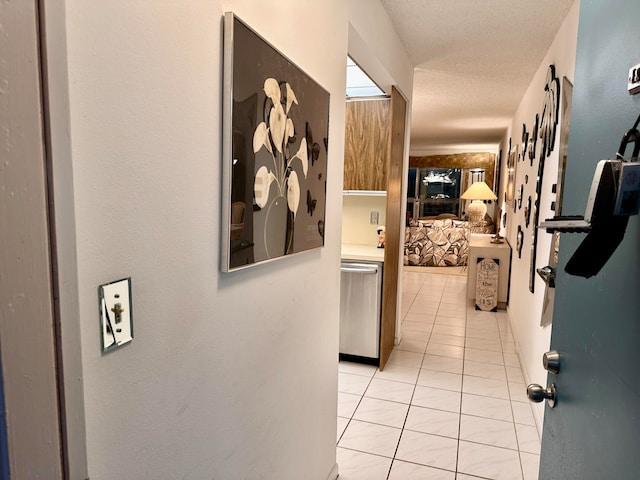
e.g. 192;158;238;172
264;78;281;104
287;170;300;217
269;103;286;153
253;77;308;218
254;165;275;209
285;83;298;113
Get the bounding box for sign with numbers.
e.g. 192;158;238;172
476;257;499;312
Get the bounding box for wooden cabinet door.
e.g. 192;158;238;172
343;98;390;190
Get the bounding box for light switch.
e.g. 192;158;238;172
99;277;133;352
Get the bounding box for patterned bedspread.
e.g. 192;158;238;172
404;218;494;267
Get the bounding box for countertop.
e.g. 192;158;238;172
341;243;385;262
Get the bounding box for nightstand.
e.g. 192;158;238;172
467;234;512;309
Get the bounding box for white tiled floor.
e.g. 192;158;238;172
337;269;541;480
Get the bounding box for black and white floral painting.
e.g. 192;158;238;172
221;13;330;272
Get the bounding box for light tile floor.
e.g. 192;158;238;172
337;270;541;480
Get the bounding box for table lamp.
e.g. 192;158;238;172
461;181;497;223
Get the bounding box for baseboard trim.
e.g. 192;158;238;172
325;462;339;480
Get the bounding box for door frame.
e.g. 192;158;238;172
0;1;88;477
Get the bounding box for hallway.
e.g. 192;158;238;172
337;270;541;480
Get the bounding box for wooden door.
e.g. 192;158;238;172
0;1;63;477
379;87;406;370
538;2;640;477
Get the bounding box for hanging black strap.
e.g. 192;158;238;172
617;111;640;160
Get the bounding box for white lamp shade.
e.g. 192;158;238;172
461;181;497;201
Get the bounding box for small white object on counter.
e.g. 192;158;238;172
341;243;385;262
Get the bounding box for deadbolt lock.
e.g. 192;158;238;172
543;350;560;374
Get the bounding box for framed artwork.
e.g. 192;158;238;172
221;13;330;272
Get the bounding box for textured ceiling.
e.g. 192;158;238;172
380;0;576;153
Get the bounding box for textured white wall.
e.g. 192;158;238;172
499;1;580;432
61;1;411;479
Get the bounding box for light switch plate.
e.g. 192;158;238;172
99;277;133;352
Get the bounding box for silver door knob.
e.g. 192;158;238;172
543;350;560;374
527;383;557;408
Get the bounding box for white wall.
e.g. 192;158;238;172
342;195;387;246
59;1;412;479
498;1;580;431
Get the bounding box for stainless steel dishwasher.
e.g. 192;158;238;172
339;260;383;363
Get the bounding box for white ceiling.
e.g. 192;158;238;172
380;0;576;154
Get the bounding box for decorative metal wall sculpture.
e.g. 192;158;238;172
529;65;560;293
528;114;539;166
516;225;524;259
539;77;573;326
221;13;330;272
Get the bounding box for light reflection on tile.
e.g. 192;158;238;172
462;375;510;399
511;401;536;426
461;393;513;422
388;459;455;480
404;405;460;438
422;354;463;374
516;424;541;454
426;343;464;359
429;333;466;347
459;414;518;449
353;397;409;428
396;338;428;353
464;359;507;381
338;392;362;418
374;364;420;384
520;452;541;480
336;447;392;480
387;349;425;368
417;369;462;392
395;430;458;471
339;362;378;377
457;440;523;480
464;347;505;365
364;378;415;404
337;417;350;442
412;385;461;413
338;420;401;458
339;372;372;395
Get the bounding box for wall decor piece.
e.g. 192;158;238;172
516;225;524;258
529;64;561;293
221;13;330;272
539;77;573;327
493;149;503;199
475;257;499;312
539;65;561;160
506;142;518;209
525;195;532;228
528;114;539;166
517;184;524;210
521;124;529;162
